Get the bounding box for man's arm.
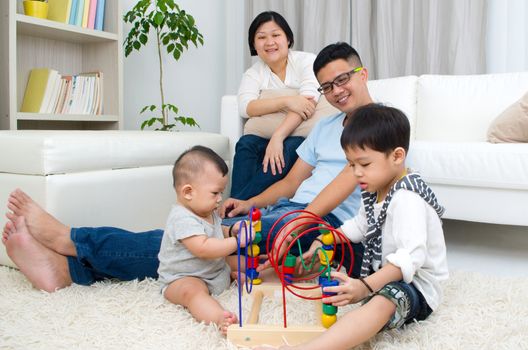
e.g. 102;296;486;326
221;158;314;218
305;163;358;217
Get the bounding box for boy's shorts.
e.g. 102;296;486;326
365;281;432;329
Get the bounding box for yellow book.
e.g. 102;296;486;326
82;0;90;28
20;68;53;113
47;0;72;23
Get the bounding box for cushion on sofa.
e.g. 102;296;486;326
407;140;528;190
415;72;528;142
487;91;528;143
368;75;418;138
243;89;339;138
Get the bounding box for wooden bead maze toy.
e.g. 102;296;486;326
227;209;355;347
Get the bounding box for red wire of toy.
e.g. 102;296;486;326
264;210;355;327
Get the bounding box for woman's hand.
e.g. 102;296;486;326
262;136;285;175
285;96;316;120
321;271;371;306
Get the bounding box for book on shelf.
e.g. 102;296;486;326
20;68;58;113
94;0;105;30
87;0;97;29
75;0;84;26
68;0;79;25
21;69;103;115
47;0;72;23
82;0;91;28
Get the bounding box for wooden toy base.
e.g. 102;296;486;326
227;283;326;347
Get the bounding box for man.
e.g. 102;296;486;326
2;43;374;292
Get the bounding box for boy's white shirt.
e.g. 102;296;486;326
340;190;449;310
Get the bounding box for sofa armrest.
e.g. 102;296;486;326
220;95;244;161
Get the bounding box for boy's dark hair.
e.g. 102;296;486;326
172;145;228;187
313;42;363;76
248;11;294;56
340;104;410;155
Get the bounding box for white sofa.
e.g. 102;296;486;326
0;130;230;267
221;72;528;227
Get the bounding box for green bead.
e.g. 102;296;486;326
253;232;262;244
322;303;337;315
284;254;296;267
318;223;330;234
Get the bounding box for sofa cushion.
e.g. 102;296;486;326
243;89;339;138
415;72;528;142
368;75;418;138
487;91;528;143
0;131;230;175
407;141;528;190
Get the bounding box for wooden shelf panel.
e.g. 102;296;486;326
17;113;120;122
16;14;118;44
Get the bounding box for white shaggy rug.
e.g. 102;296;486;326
1;266;527;350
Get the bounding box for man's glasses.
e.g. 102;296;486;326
317;67;364;94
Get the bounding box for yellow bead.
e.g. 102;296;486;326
253;220;261;232
318;249;334;265
251;278;262;285
247;244;260;257
321;233;334;245
321;313;337;328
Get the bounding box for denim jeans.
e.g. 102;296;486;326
222;198;364;277
67;227;163;285
230;134;305;200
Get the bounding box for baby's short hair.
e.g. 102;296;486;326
340;103;410;154
172;146;228;188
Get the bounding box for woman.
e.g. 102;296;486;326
231;11;320;200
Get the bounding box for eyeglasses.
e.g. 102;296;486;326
317;67;364;94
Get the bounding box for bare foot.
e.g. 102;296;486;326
7;189;75;256
2;216;72;292
220;310;238;335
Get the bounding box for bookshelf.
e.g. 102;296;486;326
0;0;123;130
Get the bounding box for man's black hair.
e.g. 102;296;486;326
313;42;362;77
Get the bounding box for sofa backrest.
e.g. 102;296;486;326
415;72;528;142
368;75;418;139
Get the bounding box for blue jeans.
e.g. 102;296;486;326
223;198;364;277
67;227;163;285
230;135;305;200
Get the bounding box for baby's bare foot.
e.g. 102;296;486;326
3;216;72;292
7;189;75;256
220;310;238;336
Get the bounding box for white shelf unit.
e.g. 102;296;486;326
0;0;123;130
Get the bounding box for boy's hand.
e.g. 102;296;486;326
321;271;370;306
297;238;323;274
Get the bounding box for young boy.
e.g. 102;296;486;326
259;104;449;349
157;146;252;335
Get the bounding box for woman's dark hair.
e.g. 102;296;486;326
340;104;410;155
248;11;294;56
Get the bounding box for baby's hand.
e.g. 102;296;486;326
236;221;256;248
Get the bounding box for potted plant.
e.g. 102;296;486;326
123;0;204;131
23;0;48;19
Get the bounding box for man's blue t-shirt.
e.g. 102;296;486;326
291;112;361;222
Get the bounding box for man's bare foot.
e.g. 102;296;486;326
7;189;76;256
220;310;238;335
2;216;72;292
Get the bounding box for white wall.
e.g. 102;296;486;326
123;0;243;133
